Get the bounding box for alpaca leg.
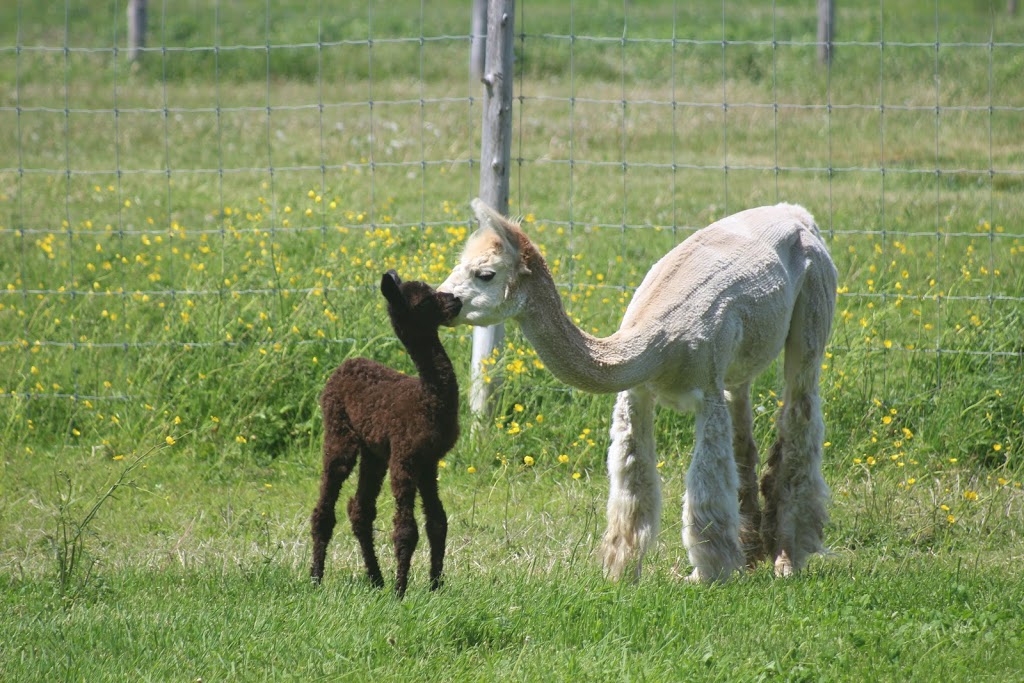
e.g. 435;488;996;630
761;275;833;577
759;437;784;572
310;427;359;583
682;394;745;583
390;464;420;598
761;387;829;577
728;384;764;567
347;456;388;588
417;465;448;591
600;388;661;581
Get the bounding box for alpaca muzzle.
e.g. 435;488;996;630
439;294;462;324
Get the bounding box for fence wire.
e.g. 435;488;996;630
1;0;1022;412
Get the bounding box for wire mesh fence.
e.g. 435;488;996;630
1;1;1022;447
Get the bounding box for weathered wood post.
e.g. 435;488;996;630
127;0;147;62
817;0;835;65
471;0;488;82
470;0;515;416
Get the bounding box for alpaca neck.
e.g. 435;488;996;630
403;332;458;405
512;256;657;394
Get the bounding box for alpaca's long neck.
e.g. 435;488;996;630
403;332;459;406
512;261;657;394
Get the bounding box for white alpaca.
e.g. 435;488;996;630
439;199;837;582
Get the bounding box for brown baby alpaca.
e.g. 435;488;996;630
310;270;462;597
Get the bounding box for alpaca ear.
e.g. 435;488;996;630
471;197;532;276
471;197;505;232
471;198;518;245
380;270;406;309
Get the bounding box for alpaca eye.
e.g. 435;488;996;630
476;271;495;282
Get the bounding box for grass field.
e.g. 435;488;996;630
1;1;1023;680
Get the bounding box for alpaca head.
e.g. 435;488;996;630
437;198;533;326
380;270;463;338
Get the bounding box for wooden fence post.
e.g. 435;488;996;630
127;0;147;62
470;0;515;416
817;0;835;65
471;0;488;82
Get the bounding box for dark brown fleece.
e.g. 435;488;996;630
310;271;461;597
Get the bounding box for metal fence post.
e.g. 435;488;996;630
470;0;515;417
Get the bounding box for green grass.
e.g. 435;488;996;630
2;444;1023;680
2;1;1024;680
5;560;1024;680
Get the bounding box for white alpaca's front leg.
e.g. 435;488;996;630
601;389;661;581
682;395;744;583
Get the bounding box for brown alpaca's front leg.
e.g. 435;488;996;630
348;456;388;588
417;466;448;591
311;431;359;584
390;468;420;598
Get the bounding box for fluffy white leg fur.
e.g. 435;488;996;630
727;384;764;566
682;395;745;583
761;266;834;577
601;389;661;581
762;390;829;577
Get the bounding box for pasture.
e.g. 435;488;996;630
1;1;1022;679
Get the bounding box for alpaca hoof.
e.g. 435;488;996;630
429;576;445;592
685;563;739;584
684;568;703;584
773;552;794;578
600;534;637;582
